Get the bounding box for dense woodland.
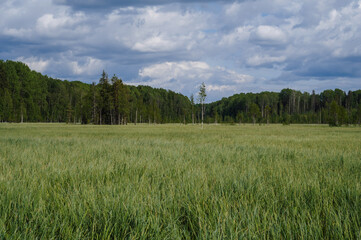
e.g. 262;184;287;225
1;60;361;126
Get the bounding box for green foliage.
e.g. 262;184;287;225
198;82;207;127
282;112;291;125
198;82;207;104
328;100;348;126
264;105;271;124
0;124;360;238
358;104;361;125
236;111;243;124
1;60;361;126
206;89;361;126
329;100;339;126
249;103;261;124
0;61;191;124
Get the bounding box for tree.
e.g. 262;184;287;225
98;70;112;124
190;94;195;124
198;82;206;129
90;82;97;124
311;90;316;113
213;108;219;124
119;83;130;124
249;103;260;125
236;111;243;124
265;105;271;124
66;103;73;124
98;71;108;124
279;88;293;114
282;112;291;125
112;75;121;125
357;104;361;125
338;106;347;126
328;100;339;126
3;60;361;126
3;88;13;122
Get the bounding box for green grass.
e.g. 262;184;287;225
0;123;360;239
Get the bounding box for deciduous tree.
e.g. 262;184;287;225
198;82;206;129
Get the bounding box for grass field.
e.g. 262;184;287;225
0;123;360;239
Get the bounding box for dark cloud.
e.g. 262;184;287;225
1;0;361;101
294;58;361;79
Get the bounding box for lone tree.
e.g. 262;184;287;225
198;82;207;129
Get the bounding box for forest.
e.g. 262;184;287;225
1;60;361;126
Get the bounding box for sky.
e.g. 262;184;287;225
1;0;361;101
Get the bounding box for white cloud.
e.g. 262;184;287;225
70;57;104;75
207;84;234;92
133;61;254;100
219;26;252;46
17;57;50;72
35;11;89;38
1;0;88;40
132;36;179;52
224;2;242;17
1;0;361;98
36;11;85;32
102;6;209;53
247;55;286;66
16;54;104;79
250;25;287;45
138;61;212;86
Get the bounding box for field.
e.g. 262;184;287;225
0;123;360;239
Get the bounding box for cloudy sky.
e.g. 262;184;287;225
1;0;361;101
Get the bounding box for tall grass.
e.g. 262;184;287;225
0;123;360;239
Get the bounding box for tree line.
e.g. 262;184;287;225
0;60;191;124
1;60;361;126
206;88;361;126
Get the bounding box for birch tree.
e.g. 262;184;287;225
198;82;206;129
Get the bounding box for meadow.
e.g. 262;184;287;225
0;123;360;239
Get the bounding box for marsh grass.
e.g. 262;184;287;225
0;123;360;239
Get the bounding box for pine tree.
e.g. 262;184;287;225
98;70;111;124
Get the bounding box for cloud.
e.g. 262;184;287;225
36;13;82;31
1;0;361;100
132;61;254;101
17;54;104;80
3;28;31;38
282;0;361;78
1;0;89;42
103;6;209;54
16;57;50;72
53;0;237;10
70;57;104;75
207;84;234;92
250;25;288;45
268;71;361;93
219;26;252;46
35;11;87;37
247;55;286;66
139;61;212;83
